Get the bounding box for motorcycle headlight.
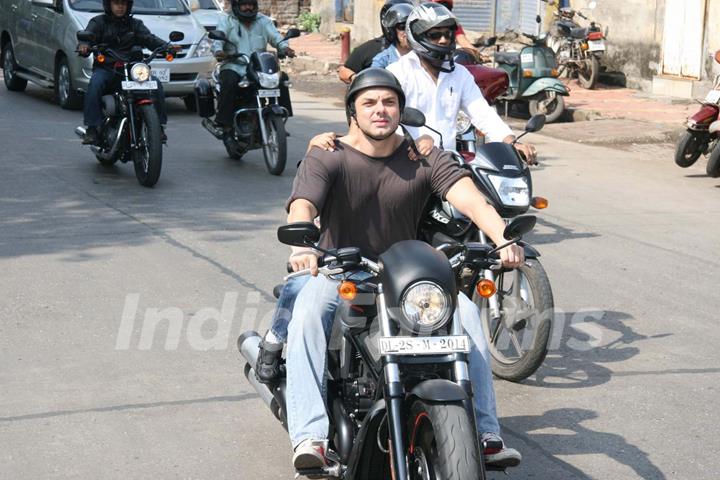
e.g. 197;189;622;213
488;175;530;207
456;111;472;134
130;63;151;82
401;282;452;332
193;34;213;58
258;72;280;89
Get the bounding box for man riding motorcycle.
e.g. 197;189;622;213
211;0;295;138
284;68;523;471
77;0;179;145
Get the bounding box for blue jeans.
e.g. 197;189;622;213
84;68;167;127
285;275;500;449
269;275;310;342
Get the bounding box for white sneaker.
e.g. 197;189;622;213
292;439;328;470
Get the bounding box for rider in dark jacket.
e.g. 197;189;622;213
78;0;178;144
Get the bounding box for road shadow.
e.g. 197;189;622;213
502;408;666;479
524;216;600;246
522;310;672;389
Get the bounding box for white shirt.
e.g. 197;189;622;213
386;51;513;147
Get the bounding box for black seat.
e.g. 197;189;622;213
571;27;589;39
494;51;521;66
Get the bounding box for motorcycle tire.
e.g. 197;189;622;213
474;259;554;382
2;42;28;92
674;131;706;168
706;141;720;177
262;114;287;176
528;92;565;123
408;400;485;480
132;104;163;188
578;55;600;89
183;94;197;113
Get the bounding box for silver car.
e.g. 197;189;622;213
0;0;214;110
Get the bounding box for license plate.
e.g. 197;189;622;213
153;68;170;83
378;335;470;355
258;89;280;98
588;40;605;51
520;52;534;64
705;89;720;104
121;80;157;90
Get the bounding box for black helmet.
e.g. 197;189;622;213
381;3;414;44
232;0;258;21
345;68;406;122
406;3;457;70
103;0;133;16
380;0;414;25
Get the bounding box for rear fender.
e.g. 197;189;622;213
523;78;569;97
688;104;719;129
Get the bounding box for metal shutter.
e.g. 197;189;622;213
454;0;495;33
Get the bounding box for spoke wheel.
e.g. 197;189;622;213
262;114;287;175
475;259;554;382
132;104;162;187
2;43;27;92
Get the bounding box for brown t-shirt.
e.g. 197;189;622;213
286;139;470;260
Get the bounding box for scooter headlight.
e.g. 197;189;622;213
400;282;452;332
258;72;280;89
456;111;473;134
130;63;151;82
488;175;530;207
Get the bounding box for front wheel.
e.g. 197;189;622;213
706;142;720;177
578;55;600;89
674;131;706;168
528;92;565;123
133;104;163;187
2;42;28;92
408;400;485;480
262;114;287;175
474;259;554;382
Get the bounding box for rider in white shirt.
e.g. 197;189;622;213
386;3;537;162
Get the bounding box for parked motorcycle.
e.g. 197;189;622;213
405;108;554;382
493;31;569;123
194;28;300;175
674;49;720;178
73;30;183;187
546;0;607;89
238;216;536;479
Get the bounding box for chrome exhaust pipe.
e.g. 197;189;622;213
237;331;274;409
75;126;86;137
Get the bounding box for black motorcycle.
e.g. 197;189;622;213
238;216;536;479
194;29;300;175
73;30;183;187
406;109;554;382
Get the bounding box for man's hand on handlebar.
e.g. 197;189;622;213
214;50;227;61
498;243;525;268
283;47;296;58
289;248;321;276
515;143;538;165
78;45;91;57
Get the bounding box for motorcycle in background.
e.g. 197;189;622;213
403;108;555;382
73;30;184;188
675;49;720;178
194;28;300;175
546;0;607;89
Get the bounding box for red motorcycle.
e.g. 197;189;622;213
675;49;720;177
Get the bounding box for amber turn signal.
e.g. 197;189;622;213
581;42;589;51
715;50;720;64
523;69;533;78
166;53;174;62
550;68;559;77
338;281;357;301
96;54;105;63
531;196;549;209
476;279;497;299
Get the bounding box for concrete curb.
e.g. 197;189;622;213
286;55;340;75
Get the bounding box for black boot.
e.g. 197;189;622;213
82;126;99;145
255;340;283;384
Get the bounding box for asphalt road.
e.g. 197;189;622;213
1;79;719;480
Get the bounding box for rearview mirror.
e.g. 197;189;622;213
400;107;426;128
208;30;227;41
284;28;301;40
277;222;320;247
169;31;184;42
76;30;95;43
503;216;536;240
525;114;546;133
484;36;497;47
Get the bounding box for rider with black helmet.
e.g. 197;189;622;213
77;0;179;145
337;0;413;84
212;0;295;136
284;67;526;471
371;3;414;68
